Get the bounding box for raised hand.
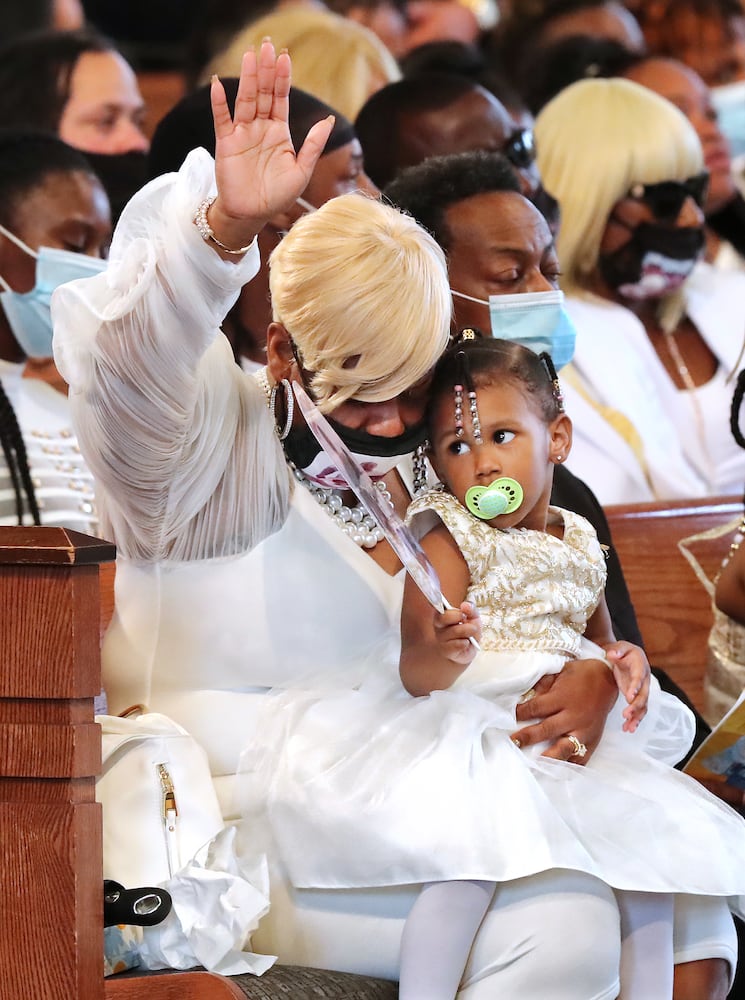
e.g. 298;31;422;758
207;40;334;253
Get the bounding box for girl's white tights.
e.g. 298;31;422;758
399;882;674;1000
616;890;674;1000
398;880;496;1000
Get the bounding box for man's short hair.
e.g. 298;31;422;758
384;150;521;251
355;74;493;189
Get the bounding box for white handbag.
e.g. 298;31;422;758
96;710;225;888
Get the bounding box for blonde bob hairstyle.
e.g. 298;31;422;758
269;192;452;413
204;7;401;121
534;77;704;298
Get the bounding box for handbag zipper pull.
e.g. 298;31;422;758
158;763;179;877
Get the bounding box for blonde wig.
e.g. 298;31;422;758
204;6;401;121
269;192;452;412
534;77;704;297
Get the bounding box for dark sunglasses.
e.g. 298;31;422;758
502;129;535;171
626;171;710;222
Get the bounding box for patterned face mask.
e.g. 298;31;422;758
598;221;705;301
283;415;426;489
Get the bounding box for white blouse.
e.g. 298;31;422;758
0;359;97;532
565;265;745;503
51;149;403;812
52;148;290;565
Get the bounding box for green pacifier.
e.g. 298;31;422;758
465;477;523;520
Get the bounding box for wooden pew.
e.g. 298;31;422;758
606;494;742;716
0;526;242;1000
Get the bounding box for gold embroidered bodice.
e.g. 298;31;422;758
406;491;607;658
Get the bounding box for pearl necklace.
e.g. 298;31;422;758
291;463;393;549
255;367;396;549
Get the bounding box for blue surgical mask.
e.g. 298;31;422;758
0;224;106;358
451;288;577;369
711;80;745;161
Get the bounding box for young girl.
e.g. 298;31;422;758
256;338;745;999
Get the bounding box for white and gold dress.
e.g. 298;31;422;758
258;491;745;911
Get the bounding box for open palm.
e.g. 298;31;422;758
211;41;333;232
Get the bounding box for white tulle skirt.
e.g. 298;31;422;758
241;639;745;916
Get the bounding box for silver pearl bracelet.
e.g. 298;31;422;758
193;196;254;255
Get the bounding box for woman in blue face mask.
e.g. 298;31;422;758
0;129;110;529
536;76;745;504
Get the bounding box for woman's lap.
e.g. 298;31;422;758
460;869;621;999
252;867;623;998
251;865;738;997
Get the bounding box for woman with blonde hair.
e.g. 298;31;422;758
51;42;652;997
204;6;401;120
535;76;745;503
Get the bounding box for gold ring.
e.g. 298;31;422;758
567;734;587;758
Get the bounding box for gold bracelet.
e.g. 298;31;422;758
193;196;254;255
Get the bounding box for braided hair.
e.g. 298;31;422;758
0;380;41;525
427;332;565;434
731;368;745;452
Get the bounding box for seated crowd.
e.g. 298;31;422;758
3;1;745;998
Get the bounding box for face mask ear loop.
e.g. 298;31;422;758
0;224;37;294
451;289;488;306
296;196;317;213
0;223;38;260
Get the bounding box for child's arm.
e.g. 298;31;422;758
585;595;650;733
715;538;745;627
400;524;482;696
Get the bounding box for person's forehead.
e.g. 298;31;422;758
409;90;513;153
319;137;363;167
446;191;552;252
540;2;644;50
625;57;707;106
69;49;142;105
11;170;110;234
307;139;364;194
